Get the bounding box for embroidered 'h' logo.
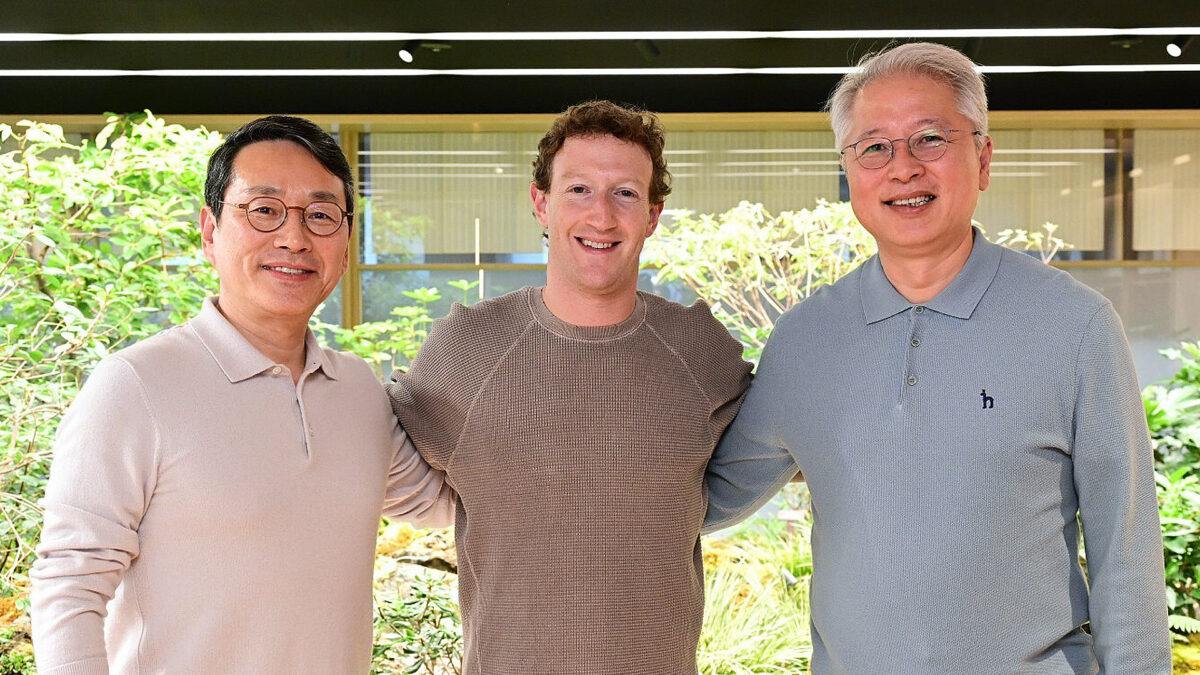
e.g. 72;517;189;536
981;389;994;409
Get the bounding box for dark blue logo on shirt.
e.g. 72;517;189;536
981;389;994;409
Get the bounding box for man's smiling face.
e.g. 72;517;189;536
532;133;663;307
843;74;992;259
200;139;349;330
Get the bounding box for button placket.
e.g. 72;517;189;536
901;305;925;397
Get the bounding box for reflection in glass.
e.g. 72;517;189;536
1132;129;1200;251
1068;266;1200;387
978;130;1108;252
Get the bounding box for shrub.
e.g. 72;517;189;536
372;571;462;675
699;517;813;674
642;201;876;362
1145;342;1200;634
0;114;220;598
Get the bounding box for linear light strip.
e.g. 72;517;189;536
5;64;1200;77
2;28;1198;42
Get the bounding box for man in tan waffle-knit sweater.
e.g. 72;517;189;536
388;100;751;674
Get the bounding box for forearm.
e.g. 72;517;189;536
382;433;457;528
31;503;135;675
703;423;798;535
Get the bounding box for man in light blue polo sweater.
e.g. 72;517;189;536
703;42;1170;674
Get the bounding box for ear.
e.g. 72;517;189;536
530;182;550;228
977;135;993;192
647;201;664;237
338;232;350;276
199;205;219;267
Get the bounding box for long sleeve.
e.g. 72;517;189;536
701;317;799;535
387;302;508;472
675;299;754;446
1072;302;1171;674
382;421;456;528
31;358;159;675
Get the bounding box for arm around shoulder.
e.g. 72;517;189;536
701;313;800;535
382;423;457;528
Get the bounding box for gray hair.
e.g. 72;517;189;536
826;42;988;151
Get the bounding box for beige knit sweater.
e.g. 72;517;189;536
32;297;455;675
388;287;751;674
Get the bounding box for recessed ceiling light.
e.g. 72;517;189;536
398;40;421;63
1167;36;1194;57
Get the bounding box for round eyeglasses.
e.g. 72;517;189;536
841;128;982;170
221;196;352;236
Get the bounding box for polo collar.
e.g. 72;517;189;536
191;297;339;383
860;227;1002;324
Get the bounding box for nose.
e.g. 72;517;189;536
272;207;313;252
886;141;925;182
587;194;620;230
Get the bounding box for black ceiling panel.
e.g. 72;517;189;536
4;1;1198;115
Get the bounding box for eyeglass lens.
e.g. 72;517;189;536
243;196;345;236
853;129;952;169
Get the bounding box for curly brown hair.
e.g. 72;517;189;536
532;100;672;205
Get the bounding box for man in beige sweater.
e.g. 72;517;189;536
388;100;752;673
31;115;455;674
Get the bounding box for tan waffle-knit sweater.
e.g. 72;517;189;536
388;286;751;674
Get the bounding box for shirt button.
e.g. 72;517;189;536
907;375;918;386
914;306;925;314
271;366;282;375
911;338;921;347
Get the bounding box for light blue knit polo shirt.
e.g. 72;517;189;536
704;229;1169;674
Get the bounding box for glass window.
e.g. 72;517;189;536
1067;266;1200;387
357;130;841;267
1132;129;1200;252
662;130;840;219
977;130;1109;251
358;132;545;265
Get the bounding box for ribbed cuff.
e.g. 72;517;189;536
37;656;109;675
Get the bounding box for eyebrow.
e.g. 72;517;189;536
243;185;342;202
556;173;646;188
858;118;947;139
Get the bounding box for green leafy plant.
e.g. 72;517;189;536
312;287;441;375
0;626;32;675
1145;342;1200;472
1144;342;1200;637
372;572;462;675
1171;613;1200;636
312;281;478;377
699;518;813;674
0;114;220;600
445;279;479;306
643;200;877;362
1158;468;1200;631
990;222;1073;263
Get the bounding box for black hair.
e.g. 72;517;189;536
203;115;354;227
